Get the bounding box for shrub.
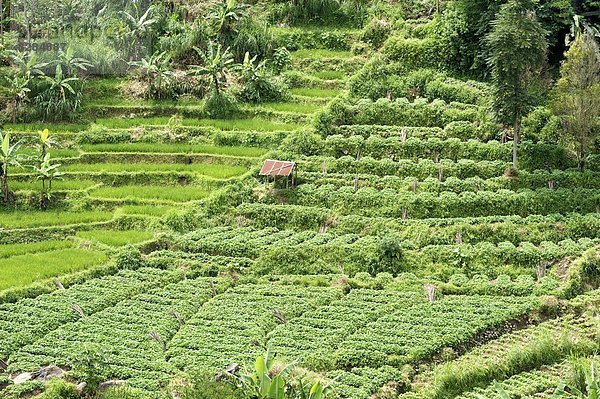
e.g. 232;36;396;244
179;374;243;399
271;47;292;73
203;90;238;119
382;36;441;70
38;379;79;399
281;131;324;156
236;53;288;103
115;246;145;269
361;18;393;48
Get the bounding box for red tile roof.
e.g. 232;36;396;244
259;159;296;177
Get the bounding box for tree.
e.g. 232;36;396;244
36;128;59;159
189;43;236;95
485;0;548;169
120;7;156;60
208;0;249;45
4;74;30;122
0;132;23;205
57;45;93;76
551;32;600;170
39;64;82;118
129;51;174;99
31;153;64;209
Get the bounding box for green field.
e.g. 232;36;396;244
76;229;154;246
81;143;267;157
1;0;600;398
90;185;212;202
0;248;108;290
0;210;114;228
0;241;72;259
62;162;247;177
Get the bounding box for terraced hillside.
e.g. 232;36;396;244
1;0;600;398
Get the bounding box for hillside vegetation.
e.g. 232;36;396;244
0;0;599;398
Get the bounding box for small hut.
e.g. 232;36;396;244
259;159;296;188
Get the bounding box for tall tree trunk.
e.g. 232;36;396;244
214;76;220;95
512;117;520;170
1;170;8;204
578;142;585;171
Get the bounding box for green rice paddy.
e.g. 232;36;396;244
0;248;108;291
292;49;354;59
90;185;212;202
117;205;176;217
95;117;301;131
0;210;114;229
81;143;267;157
62;162;248;177
290;87;342;98
75;229;154;247
261;102;322;114
11;179;97;191
0;241;72;259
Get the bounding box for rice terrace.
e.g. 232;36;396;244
0;0;599;398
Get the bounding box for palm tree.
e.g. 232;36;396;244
0;132;23;204
189;43;236;95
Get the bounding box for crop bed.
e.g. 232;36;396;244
1;4;600;399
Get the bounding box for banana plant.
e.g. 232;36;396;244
9;50;48;79
4;74;30;122
36;128;59;159
41;64;82;118
57;45;93;76
208;0;249;44
560;362;600;399
293;378;333;399
233;349;333;399
236;348;295;399
0;132;23;204
129;51;174;99
189;43;237;95
489;380;574;399
30;153;64;209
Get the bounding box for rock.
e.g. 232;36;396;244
32;365;66;382
98;380;126;391
12;372;33;384
11;365;66;384
76;382;87;395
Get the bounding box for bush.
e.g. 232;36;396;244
236;54;288;103
203;90;238;119
179;374;243;399
521;107;562;144
316;97;481;134
281;131;324;156
116;246;145;269
38;379;79;399
361;18;393;48
382;36;441;70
